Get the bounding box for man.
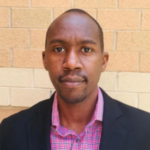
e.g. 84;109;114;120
0;9;150;150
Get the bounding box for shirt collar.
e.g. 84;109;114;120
52;87;104;127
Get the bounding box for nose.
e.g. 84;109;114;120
63;50;83;71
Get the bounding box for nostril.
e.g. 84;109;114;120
63;59;82;71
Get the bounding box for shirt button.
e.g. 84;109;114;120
76;138;80;143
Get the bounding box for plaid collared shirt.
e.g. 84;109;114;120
50;88;104;150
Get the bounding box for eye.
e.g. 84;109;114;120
54;47;65;52
82;47;92;53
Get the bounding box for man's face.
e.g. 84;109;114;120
43;12;108;104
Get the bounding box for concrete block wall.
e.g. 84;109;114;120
0;0;150;122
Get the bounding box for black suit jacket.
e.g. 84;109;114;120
1;89;150;150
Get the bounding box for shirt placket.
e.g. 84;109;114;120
70;136;81;150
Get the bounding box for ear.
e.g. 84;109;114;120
42;51;48;71
101;51;109;72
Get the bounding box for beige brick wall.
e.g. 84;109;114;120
1;0;150;122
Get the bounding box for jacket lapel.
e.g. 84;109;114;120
26;89;129;150
100;89;129;150
27;94;54;150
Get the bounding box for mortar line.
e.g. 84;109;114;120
107;91;139;94
0;86;53;90
116;72;119;91
8;87;11;106
28;29;30;49
0;67;43;70
1;27;150;31
113;31;117;51
139;10;142;30
10;48;13;67
29;0;32;7
95;8;98;20
137;52;140;72
51;8;54;23
0;106;28;109
8;8;11;27
72;0;74;8
0;27;47;30
32;69;34;88
0;7;150;10
0;85;147;93
8;48;45;50
137;93;139;108
116;0;119;8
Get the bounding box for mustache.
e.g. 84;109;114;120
58;72;88;82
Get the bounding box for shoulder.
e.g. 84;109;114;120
116;99;150;122
0;95;54;137
101;88;150;123
1;98;51;125
113;99;150;136
101;88;150;132
0;96;54;149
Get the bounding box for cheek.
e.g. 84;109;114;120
82;56;102;81
83;54;102;69
46;55;63;77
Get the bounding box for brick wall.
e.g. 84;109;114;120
0;0;150;122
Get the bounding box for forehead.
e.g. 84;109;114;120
47;12;100;45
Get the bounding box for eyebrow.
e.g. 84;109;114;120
49;39;66;44
80;40;96;45
49;39;96;45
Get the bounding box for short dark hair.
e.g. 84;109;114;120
45;9;104;51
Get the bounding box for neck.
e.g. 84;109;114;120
57;87;98;134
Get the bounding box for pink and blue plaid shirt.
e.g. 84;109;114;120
50;88;104;150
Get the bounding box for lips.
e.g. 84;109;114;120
61;76;84;82
60;76;85;87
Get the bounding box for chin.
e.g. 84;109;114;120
58;88;88;104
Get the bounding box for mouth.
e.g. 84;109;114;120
60;76;86;88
